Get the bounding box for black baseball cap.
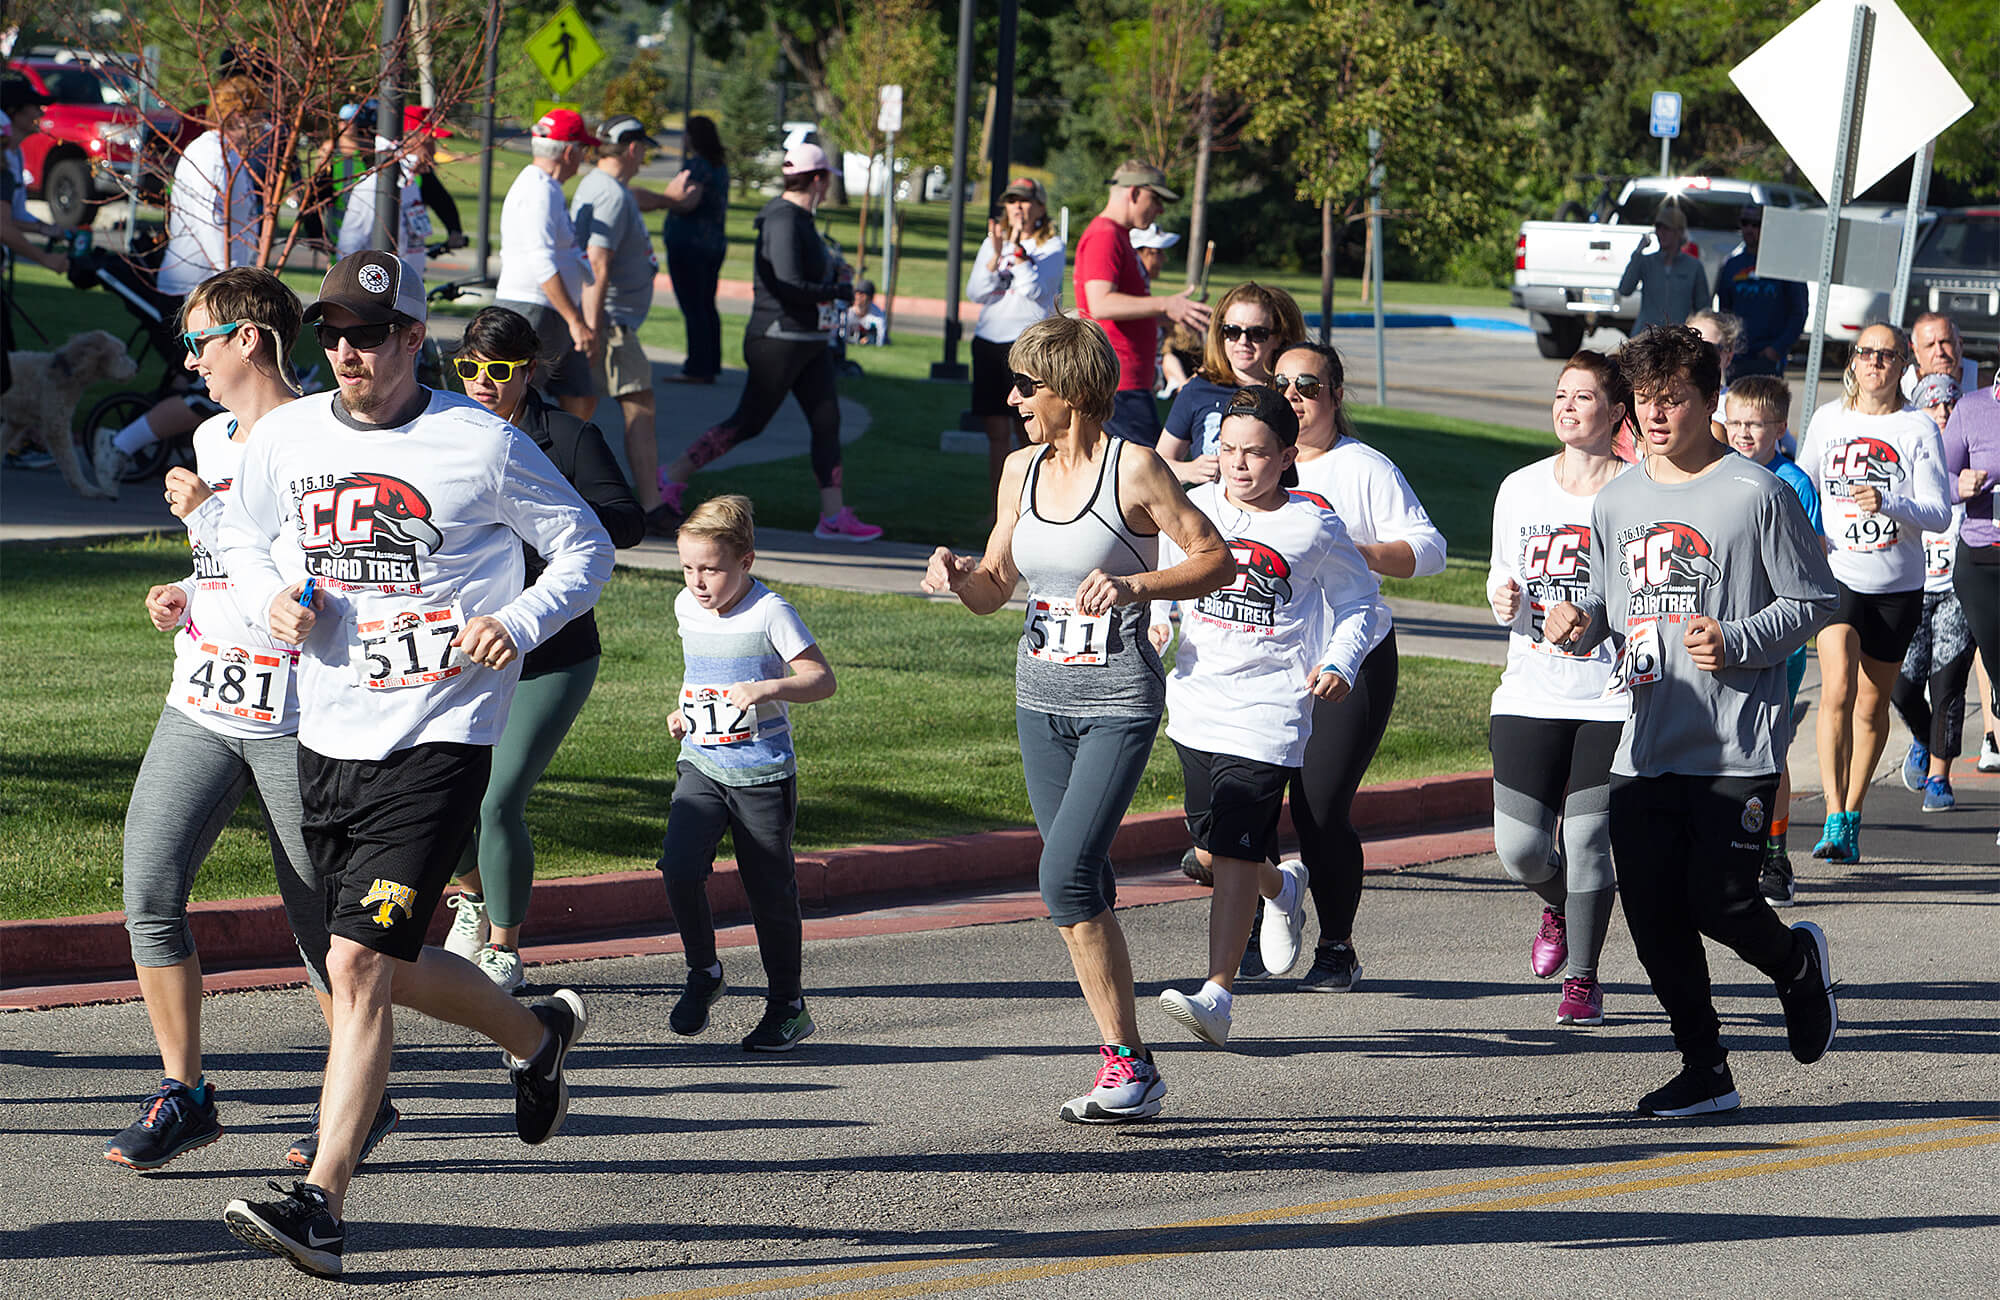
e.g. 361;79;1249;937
305;250;426;326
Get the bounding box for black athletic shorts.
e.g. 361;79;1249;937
1829;582;1923;664
1174;741;1292;864
971;335;1021;418
299;741;492;962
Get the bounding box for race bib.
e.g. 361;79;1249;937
816;302;841;332
1923;532;1953;579
1026;596;1111;666
1833;501;1899;552
182;638;293;724
680;684;757;745
353;600;469;689
1603;616;1663;697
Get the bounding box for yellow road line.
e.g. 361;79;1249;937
629;1117;1995;1300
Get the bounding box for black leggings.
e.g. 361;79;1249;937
1955;540;2000;718
686;334;843;489
1290;632;1398;946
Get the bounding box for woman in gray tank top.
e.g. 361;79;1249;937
923;315;1232;1125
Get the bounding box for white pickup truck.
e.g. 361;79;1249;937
1512;176;1821;358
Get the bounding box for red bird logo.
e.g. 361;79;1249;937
334;473;443;554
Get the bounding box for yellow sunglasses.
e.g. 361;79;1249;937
453;357;529;383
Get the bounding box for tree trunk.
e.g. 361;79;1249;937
776;29;849;205
1184;7;1221;289
1320;194;1335;346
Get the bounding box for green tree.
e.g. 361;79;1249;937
599;47;676;128
826;0;951;269
716;24;782;194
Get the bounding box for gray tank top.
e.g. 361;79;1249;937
1010;438;1164;717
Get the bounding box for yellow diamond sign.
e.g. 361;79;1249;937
525;4;604;96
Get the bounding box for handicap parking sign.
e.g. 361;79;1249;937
1650;91;1682;139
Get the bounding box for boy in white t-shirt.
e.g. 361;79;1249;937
659;495;837;1052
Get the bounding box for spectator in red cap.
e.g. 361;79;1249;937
337;104;453;288
495;109;600;420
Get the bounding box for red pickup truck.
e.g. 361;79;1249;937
6;56;187;227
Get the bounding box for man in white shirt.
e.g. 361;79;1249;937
495;109;598;419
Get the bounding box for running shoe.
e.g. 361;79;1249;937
511;989;587;1145
224;1180;343;1278
1059;1045;1165;1124
1921;776;1955;813
1298;941;1362;993
1900;739;1930;792
442;892;489;961
645;502;682;537
1179;846;1212;887
1776;920;1838;1066
742;1000;815;1052
1257;860;1310;977
104;1077;221;1170
1839;811;1862;865
1812;812;1851;862
477;943;526;992
1759;846;1797;909
285;1093;400;1170
90;427;129;499
1979;732;2000;774
1238;901;1268;981
1530;906;1568;979
814;506;884;543
1159;987;1231;1048
1637;1064;1740;1117
1556;975;1603;1026
6;449;54;470
669;964;728;1036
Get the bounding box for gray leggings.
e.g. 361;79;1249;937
122;705;328;991
1016;707;1159;926
1488;713;1621;981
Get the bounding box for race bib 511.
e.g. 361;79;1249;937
1026;596;1111;666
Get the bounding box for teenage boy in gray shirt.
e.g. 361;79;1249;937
1544;325;1841;1118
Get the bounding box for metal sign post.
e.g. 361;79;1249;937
1889;137;1935;328
879;84;902;343
1800;4;1874;418
1367;126;1387;409
932;0;974;381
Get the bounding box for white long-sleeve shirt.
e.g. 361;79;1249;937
214;389;613;761
1292;437;1449;593
159;130;261;296
338;141;431;290
1155;483;1388;768
494;163;589;308
966;233;1065;343
1796;402;1954;594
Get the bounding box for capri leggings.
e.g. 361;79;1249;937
1487;712;1622;981
683;335;844;489
1892;590;1974;760
1290;632;1398;947
1017;707;1160;926
122;705;329;991
453;657;599;931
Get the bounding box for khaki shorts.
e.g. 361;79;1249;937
595;323;653;399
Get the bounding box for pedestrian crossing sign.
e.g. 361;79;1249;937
525;4;604;96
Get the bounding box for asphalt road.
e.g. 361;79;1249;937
5;799;1995;1299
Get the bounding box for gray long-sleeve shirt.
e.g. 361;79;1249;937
1567;452;1837;778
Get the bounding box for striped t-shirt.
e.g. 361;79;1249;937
674;580;816;786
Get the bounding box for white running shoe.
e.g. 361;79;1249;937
91;426;128;500
444;893;489;961
1258;860;1310;977
1058;1045;1165;1124
1159;988;1231;1047
476;944;525;993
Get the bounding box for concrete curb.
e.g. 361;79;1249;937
0;770;1493;988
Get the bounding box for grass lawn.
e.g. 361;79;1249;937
0;538;1501;922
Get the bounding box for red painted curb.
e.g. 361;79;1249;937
0;770;1493;988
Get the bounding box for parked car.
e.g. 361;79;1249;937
1903;207;2000;362
6;55;188;226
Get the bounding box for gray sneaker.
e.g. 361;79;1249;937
1298;942;1362;993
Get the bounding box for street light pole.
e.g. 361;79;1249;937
372;0;407;253
931;0;975;381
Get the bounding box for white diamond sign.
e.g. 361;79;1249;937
1730;0;1970;202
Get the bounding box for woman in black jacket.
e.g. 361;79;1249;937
438;307;646;990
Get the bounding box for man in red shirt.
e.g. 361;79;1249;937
1074;161;1212;447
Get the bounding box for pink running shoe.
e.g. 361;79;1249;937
1557;975;1603;1026
1531;906;1567;979
814;506;883;543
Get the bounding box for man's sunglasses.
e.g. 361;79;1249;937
1220;324;1274;344
1010;373;1048;399
1271;373;1324;398
182;319;250;355
314;321;401;351
454;357;529;383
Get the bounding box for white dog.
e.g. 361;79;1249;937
2;330;139;498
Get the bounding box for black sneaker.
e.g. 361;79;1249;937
223;1180;344;1278
1759;847;1796;909
1298;941;1362;993
285;1092;400;1169
1637;1063;1740;1117
669;964;728;1036
511;988;587;1145
1238;900;1268;981
104;1077;222;1170
742;1000;816;1052
1179;846;1213;887
645;502;682;537
1775;920;1838;1065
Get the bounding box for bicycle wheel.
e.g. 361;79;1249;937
79;391;159;484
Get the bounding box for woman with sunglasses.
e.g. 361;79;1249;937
1157;282;1307;487
922;314;1232;1123
968;177;1066;498
437;307;646;989
1259;341;1446;991
1484;350;1634;1028
1796;322;1953;865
